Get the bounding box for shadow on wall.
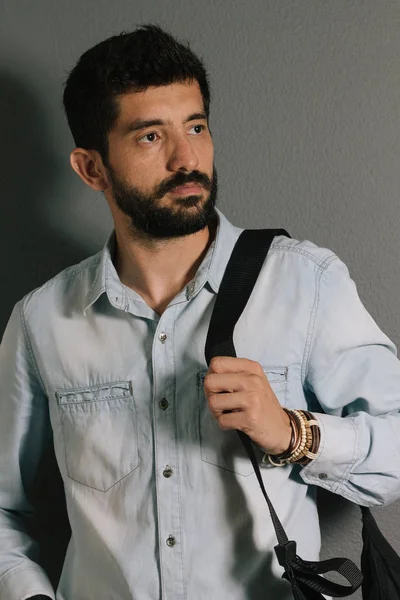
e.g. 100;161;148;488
0;67;90;588
0;69;88;337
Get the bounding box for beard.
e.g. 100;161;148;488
106;164;219;239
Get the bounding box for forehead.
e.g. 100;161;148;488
114;80;204;128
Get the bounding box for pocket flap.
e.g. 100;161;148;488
198;366;288;386
55;381;132;405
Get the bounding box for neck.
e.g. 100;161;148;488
113;217;217;315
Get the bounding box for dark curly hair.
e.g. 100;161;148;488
63;24;211;164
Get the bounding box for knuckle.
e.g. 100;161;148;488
250;373;261;388
208;393;217;409
249;373;262;390
247;413;257;428
210;356;223;372
203;373;213;391
253;361;264;376
218;415;227;430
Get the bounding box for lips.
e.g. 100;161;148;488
171;183;202;194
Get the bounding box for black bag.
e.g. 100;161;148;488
204;228;400;599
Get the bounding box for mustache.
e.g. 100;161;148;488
155;170;212;199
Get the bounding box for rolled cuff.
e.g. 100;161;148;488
300;412;359;492
0;565;55;600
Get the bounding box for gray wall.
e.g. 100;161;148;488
1;1;400;596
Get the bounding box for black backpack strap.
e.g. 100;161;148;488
204;228;363;598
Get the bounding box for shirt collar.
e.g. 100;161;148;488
83;232;127;315
83;208;243;315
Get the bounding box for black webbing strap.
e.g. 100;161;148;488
204;228;363;599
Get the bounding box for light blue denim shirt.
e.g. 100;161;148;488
1;209;400;600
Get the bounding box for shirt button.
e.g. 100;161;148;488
163;466;173;478
159;398;169;410
186;281;196;299
166;535;176;547
318;473;328;480
159;332;167;343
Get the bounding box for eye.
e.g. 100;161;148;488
139;132;159;143
189;124;206;135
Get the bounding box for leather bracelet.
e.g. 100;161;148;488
264;409;320;467
296;410;321;465
273;409;298;460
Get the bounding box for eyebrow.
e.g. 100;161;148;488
122;112;207;135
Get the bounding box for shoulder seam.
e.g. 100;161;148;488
29;254;102;297
51;253;101;281
18;300;47;395
301;264;324;384
300;254;342;383
270;242;339;270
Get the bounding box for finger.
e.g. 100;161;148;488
204;371;262;394
209;356;264;376
207;391;246;416
217;410;248;432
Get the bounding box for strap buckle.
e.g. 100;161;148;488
274;540;297;566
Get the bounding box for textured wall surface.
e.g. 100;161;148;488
1;1;400;597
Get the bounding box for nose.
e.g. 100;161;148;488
166;134;199;173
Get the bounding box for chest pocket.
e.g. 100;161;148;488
198;367;288;476
56;381;138;491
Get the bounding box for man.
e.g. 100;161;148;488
1;24;400;600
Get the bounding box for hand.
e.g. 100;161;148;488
204;356;291;455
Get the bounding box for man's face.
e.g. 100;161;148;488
105;80;217;239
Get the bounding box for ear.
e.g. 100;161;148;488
70;148;109;191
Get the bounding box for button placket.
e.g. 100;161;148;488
153;312;184;597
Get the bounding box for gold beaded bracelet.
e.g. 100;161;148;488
262;408;320;467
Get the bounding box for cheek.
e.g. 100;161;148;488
116;150;158;189
202;139;214;171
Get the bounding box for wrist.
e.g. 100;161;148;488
269;411;293;456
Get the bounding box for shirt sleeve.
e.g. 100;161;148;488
300;256;400;507
0;302;55;600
